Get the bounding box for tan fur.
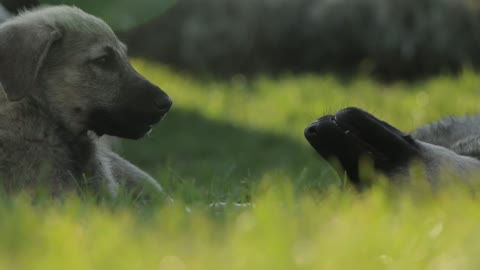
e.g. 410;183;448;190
0;6;171;198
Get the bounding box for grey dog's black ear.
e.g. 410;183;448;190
0;21;61;101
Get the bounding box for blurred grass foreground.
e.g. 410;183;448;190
3;184;480;270
2;61;480;269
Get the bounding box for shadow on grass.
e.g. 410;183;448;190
119;109;340;202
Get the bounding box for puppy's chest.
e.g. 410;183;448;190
63;139;97;177
17;137;102;179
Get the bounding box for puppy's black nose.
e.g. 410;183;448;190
304;122;319;138
155;95;173;113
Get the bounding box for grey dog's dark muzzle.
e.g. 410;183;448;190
305;107;420;187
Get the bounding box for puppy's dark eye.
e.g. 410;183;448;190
90;55;112;67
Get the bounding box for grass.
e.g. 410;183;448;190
4;61;480;269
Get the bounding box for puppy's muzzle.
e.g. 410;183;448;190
89;72;173;139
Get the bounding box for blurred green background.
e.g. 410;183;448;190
2;0;480;200
1;0;479;198
3;1;480;269
3;0;480;80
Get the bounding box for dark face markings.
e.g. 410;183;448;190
85;48;173;139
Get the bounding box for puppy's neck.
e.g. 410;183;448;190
0;97;92;146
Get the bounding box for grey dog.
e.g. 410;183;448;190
0;6;172;197
305;107;480;188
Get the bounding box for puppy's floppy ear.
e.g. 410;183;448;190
0;21;61;101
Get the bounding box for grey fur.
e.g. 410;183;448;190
0;6;172;198
404;116;480;183
412;116;480;158
0;5;10;23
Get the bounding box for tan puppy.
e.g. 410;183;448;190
0;6;172;197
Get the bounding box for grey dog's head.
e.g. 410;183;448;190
0;6;172;139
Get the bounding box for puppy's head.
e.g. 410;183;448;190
305;107;420;186
0;6;172;139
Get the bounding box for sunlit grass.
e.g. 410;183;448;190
2;182;480;270
3;61;480;269
134;60;480;137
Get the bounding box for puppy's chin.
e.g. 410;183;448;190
88;108;164;140
91;123;152;139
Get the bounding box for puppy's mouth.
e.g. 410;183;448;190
89;109;168;139
305;107;420;185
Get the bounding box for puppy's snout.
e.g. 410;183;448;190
304;122;320;138
125;69;173;114
154;94;173;113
